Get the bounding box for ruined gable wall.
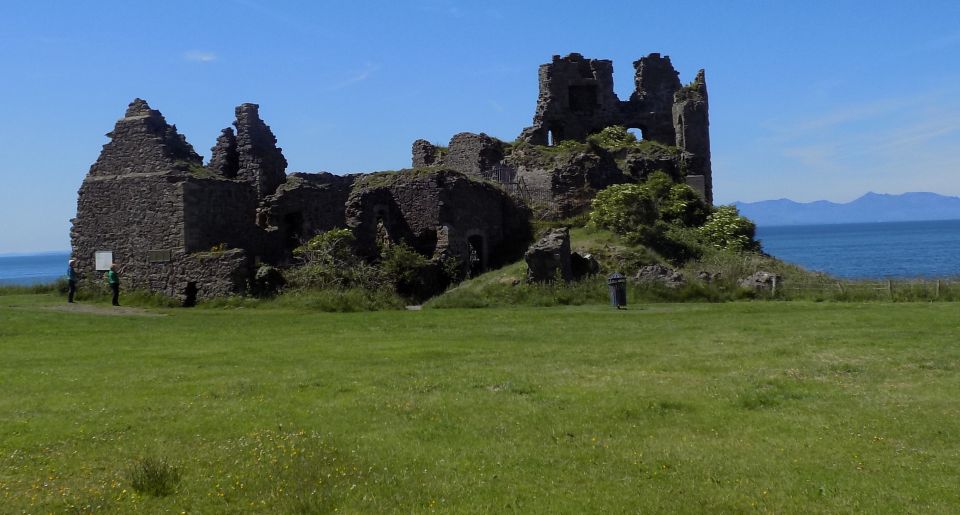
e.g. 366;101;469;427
89;98;201;177
72;98;201;284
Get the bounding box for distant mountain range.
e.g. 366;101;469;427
732;192;960;226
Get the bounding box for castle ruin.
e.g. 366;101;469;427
71;52;712;302
414;53;712;208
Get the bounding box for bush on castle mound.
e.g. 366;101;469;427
426;170;817;309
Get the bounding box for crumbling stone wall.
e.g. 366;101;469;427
673;70;713;204
412;139;440;168
209;103;288;199
207;128;239;178
411;132;504;179
260;172;358;252
345;169;531;274
439;133;504;177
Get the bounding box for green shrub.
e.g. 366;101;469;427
586;125;638;151
590;183;658;234
293;228;356;265
698;205;761;252
590;172;709;237
380;242;442;301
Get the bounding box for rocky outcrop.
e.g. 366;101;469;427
738;271;781;291
634;264;685;288
525;228;573;282
571;252;600;278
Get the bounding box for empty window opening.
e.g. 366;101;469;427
182;282;198;307
547;130;554;147
627;128;645;141
467;235;485;277
568;85;598;114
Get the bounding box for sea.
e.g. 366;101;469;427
2;220;960;283
756;219;960;279
0;251;71;286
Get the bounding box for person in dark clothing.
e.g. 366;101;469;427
106;264;121;306
66;259;78;303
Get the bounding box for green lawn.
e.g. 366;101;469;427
2;294;959;513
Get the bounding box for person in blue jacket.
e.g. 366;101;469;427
66;259;78;303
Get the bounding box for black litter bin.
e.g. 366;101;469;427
607;272;627;309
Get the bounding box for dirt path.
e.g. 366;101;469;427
40;303;166;317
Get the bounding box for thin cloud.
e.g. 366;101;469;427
326;63;381;91
184;50;217;63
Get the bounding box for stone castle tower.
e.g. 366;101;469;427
518;53;712;203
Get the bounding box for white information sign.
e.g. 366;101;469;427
94;251;113;271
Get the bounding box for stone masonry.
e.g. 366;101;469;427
73;99;531;301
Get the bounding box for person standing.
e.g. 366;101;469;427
66;259;78;303
106;264;121;306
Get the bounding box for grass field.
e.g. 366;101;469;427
2;293;959;513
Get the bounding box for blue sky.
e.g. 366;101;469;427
2;0;959;253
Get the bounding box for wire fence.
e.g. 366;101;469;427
767;277;960;301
